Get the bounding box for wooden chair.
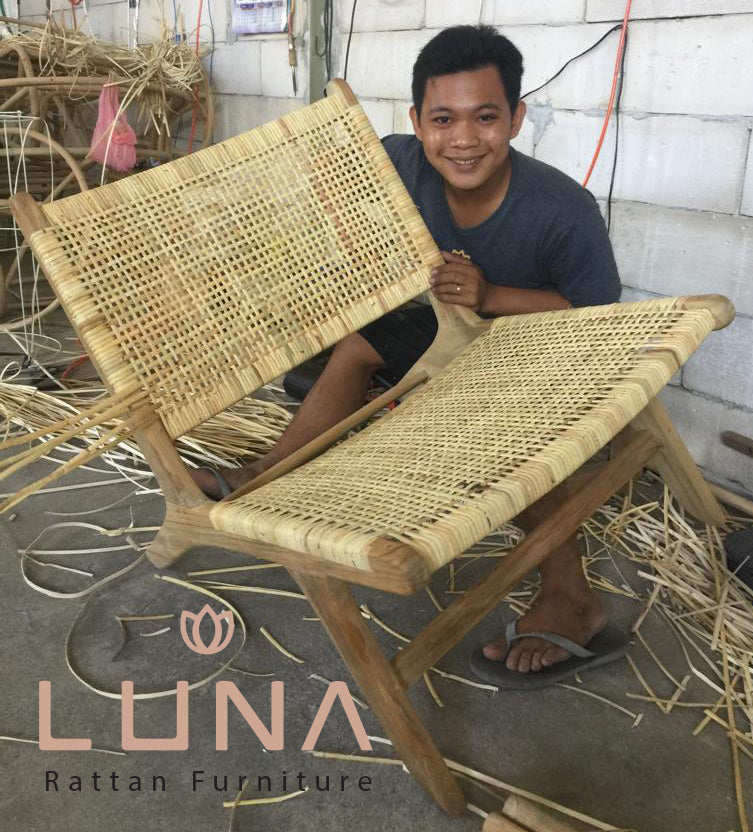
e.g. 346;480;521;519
9;79;733;815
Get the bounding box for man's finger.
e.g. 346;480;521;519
432;280;465;297
432;287;474;306
431;263;468;280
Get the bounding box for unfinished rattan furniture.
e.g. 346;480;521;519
9;79;733;816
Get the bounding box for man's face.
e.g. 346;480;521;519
410;65;526;193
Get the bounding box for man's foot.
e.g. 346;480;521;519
189;463;262;500
482;589;606;674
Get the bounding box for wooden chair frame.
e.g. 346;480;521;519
10;106;733;813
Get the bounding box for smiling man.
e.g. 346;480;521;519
193;25;622;685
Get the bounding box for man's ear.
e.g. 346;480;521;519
510;100;526;139
409;105;423;140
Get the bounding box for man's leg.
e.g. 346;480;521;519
482;483;606;673
191;333;386;498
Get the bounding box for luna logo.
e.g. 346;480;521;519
180;604;234;655
38;680;371;752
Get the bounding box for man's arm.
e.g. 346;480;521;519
480;284;572;315
430;251;572;316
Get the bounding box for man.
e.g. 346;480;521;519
193;25;622;683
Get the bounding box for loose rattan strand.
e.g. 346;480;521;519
211;298;716;573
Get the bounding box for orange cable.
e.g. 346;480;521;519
581;0;632;188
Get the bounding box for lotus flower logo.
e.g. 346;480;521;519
180;604;235;655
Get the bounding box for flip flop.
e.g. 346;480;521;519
468;619;629;690
196;466;233;500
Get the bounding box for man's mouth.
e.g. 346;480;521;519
446;156;484;168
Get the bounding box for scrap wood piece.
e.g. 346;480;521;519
311;744;618;832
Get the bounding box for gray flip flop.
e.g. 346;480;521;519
196;466;233;500
469;619;629;690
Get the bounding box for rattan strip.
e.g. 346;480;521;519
29;89;442;439
210;298;715;573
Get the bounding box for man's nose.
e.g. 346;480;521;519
450;120;479;148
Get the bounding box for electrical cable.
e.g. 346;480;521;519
581;0;632;187
521;24;622;100
316;0;334;80
325;0;333;79
606;27;628;233
343;0;358;81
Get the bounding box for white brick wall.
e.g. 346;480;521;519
587;0;753;22
684;317;753;411
344;30;434;100
508;23;616;110
338;0;425;32
610;204;753;318
535;111;748;212
260;39;304;98
359;99;396;138
662;386;753;493
482;0;585;26
426;0;483;28
213;95;303;138
532;110;616;199
621;17;753;117
393;101;415;135
211;43;262;96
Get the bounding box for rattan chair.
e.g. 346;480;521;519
10;79;733;815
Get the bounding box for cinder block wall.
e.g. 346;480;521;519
14;0;753;494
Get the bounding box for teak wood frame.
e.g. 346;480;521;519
11;190;732;816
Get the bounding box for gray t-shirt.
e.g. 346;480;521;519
382;135;621;308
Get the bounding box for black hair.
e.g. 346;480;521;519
411;25;524;116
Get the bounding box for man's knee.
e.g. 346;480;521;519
332;333;386;374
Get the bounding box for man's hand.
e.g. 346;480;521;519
429;250;489;313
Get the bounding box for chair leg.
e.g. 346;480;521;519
146;524;184;568
631;397;726;526
289;569;466;816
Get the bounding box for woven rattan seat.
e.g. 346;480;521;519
210;298;716;573
9;79;735;816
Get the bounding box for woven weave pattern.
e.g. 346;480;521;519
29;88;441;438
211;299;715;573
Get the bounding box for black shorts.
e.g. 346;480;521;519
358;304;438;385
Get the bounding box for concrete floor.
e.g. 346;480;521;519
0;453;750;832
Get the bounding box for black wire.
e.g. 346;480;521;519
606;28;628;233
343;0;358;81
316;0;334;80
521;24;621;99
326;0;333;79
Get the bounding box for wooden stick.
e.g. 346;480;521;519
483;813;528;832
503;795;588;832
709;483;753;518
223;370;428;501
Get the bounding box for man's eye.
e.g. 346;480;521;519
479;114;497;123
433;117;451;125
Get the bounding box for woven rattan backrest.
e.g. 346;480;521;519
28;81;442;438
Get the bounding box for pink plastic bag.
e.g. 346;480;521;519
89;84;137;173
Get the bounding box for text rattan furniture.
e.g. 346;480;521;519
10;79;733;815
